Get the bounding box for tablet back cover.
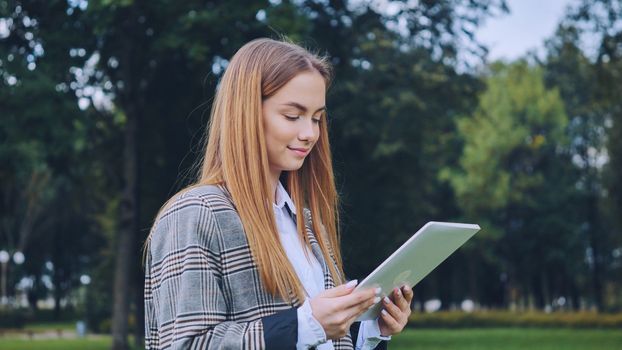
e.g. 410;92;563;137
355;222;480;321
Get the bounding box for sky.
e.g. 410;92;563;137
475;0;578;61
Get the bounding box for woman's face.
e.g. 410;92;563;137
262;71;326;180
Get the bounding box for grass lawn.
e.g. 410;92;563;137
0;328;620;349
0;338;113;350
391;328;622;350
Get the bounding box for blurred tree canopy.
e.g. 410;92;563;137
1;0;621;349
443;60;586;309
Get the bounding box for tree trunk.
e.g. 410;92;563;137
52;223;63;321
569;277;580;311
414;281;426;312
438;261;452;310
111;112;138;350
110;2;146;348
467;252;478;306
540;269;550;309
133;177;145;348
587;192;603;311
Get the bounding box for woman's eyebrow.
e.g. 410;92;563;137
281;101;326;114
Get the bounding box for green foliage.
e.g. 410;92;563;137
444;61;568;217
0;0;118;322
0;308;80;330
0;309;26;329
440;60;593;309
543;3;622;311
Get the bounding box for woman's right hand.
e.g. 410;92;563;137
309;280;379;340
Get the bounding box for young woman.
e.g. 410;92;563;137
143;38;413;350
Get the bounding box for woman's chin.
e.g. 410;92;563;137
282;160;306;172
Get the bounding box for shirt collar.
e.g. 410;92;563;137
274;180;297;215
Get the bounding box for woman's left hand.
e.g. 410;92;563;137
378;285;413;337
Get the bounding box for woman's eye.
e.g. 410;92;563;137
283;114;321;124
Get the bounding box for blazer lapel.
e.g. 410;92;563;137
303;210;336;290
219;184;338;292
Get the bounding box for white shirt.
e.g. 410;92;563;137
272;181;390;350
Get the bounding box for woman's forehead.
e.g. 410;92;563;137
268;71;326;109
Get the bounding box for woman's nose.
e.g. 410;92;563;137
298;118;317;141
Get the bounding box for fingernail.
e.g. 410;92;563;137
384;296;390;304
373;296;381;304
375;287;382;295
381;309;388;316
396;288;402;296
345;279;358;289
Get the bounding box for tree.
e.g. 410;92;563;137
0;0;111;317
300;1;505;311
543;0;622;310
443;61;579;309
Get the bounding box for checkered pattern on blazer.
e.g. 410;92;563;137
144;184;355;350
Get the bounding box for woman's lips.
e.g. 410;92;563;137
288;146;309;157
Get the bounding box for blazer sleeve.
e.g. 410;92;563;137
144;194;297;350
349;322;388;350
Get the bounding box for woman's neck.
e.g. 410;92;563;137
268;169;281;205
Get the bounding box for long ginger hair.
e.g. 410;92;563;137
144;37;344;304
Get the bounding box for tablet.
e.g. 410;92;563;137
354;221;480;321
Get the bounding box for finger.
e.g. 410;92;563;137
345;292;380;321
337;287;377;310
401;284;414;302
319;280;358;298
380;308;400;332
392;287;409;311
382;296;404;323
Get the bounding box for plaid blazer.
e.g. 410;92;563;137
144;184;357;350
